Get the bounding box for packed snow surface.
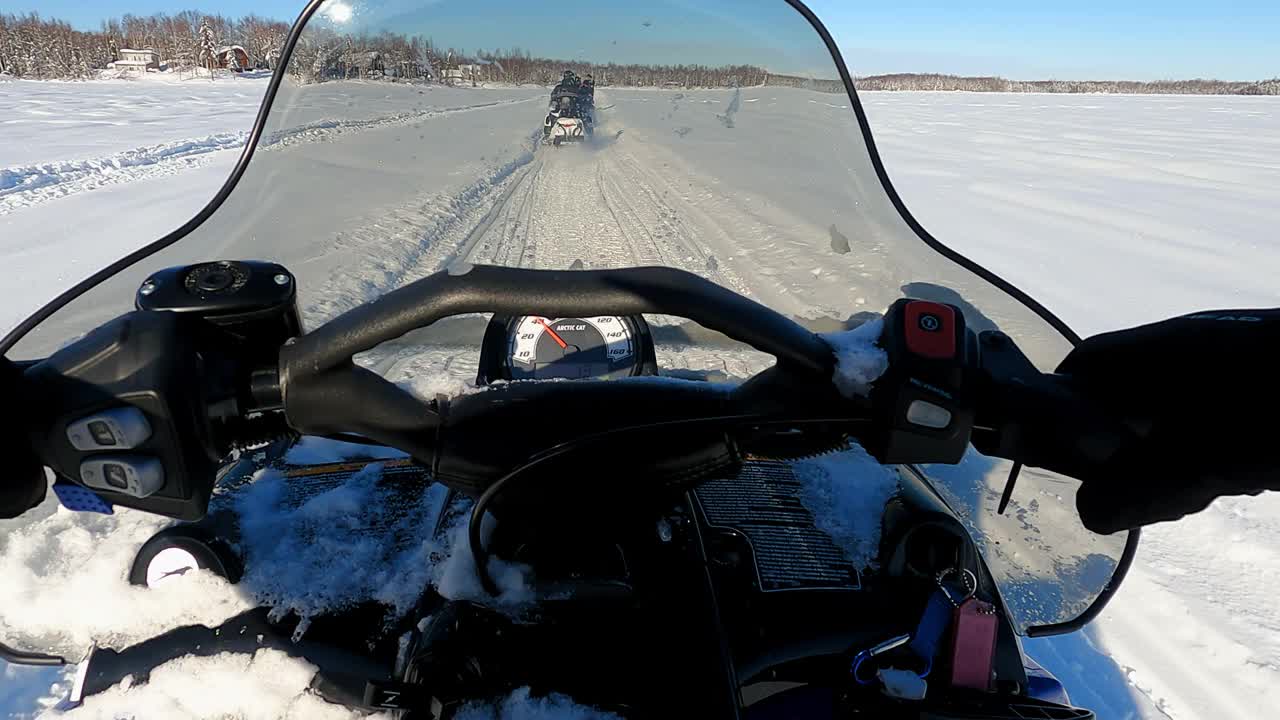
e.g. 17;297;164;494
0;74;1278;720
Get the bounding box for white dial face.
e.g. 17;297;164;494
146;547;201;587
508;316;635;380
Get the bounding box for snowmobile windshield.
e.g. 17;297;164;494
4;0;1132;635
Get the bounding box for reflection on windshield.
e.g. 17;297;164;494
7;0;1126;633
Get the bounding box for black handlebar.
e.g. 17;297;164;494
14;260;1140;534
278;266;842;472
284;266;835;378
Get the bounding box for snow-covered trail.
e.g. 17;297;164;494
461;134;745;288
2;80;1280;720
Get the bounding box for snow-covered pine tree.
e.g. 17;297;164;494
226;46;240;71
197;17;217;74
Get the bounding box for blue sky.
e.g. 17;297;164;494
4;0;1277;80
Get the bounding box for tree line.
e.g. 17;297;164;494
852;73;1280;96
0;10;770;86
471;49;769;88
287;32;772;87
0;11;288;79
2;11;1276;96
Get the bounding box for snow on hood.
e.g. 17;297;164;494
41;649;389;720
794;443;900;569
820;317;889;399
455;687;624;720
235;462;531;638
0;495;254;658
43;655;615;720
0;437;529;661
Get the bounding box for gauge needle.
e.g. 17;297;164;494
536;318;569;349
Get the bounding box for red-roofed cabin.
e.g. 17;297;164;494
215;46;252;71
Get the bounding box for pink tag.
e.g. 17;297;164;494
948;598;997;690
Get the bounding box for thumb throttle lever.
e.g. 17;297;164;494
864;299;977;465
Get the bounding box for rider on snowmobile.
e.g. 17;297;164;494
554;70;579;93
579;75;595;114
545;71;591;138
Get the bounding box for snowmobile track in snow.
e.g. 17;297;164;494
457;140;745;298
0;96;542;216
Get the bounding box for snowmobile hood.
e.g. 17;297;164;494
1;0;1134;637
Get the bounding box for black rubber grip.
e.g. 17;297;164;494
284;265;833;379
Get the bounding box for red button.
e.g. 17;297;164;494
904;302;956;359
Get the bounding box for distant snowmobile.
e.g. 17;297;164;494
543;82;594;145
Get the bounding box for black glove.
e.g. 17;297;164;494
1057;309;1280;534
1;358;46;519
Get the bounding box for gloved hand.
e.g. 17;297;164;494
1056;309;1280;534
1;358;46;519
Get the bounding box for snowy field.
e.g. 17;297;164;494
1;73;1279;720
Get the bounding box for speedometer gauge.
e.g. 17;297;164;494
506;316;638;380
475;314;656;384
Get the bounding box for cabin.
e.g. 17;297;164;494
215;46;251;71
107;48;159;73
340;51;385;78
443;61;499;86
311;50;386;80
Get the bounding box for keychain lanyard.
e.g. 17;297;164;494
852;568;976;685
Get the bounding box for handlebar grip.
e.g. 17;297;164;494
971;333;1135;481
282;266;834;379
